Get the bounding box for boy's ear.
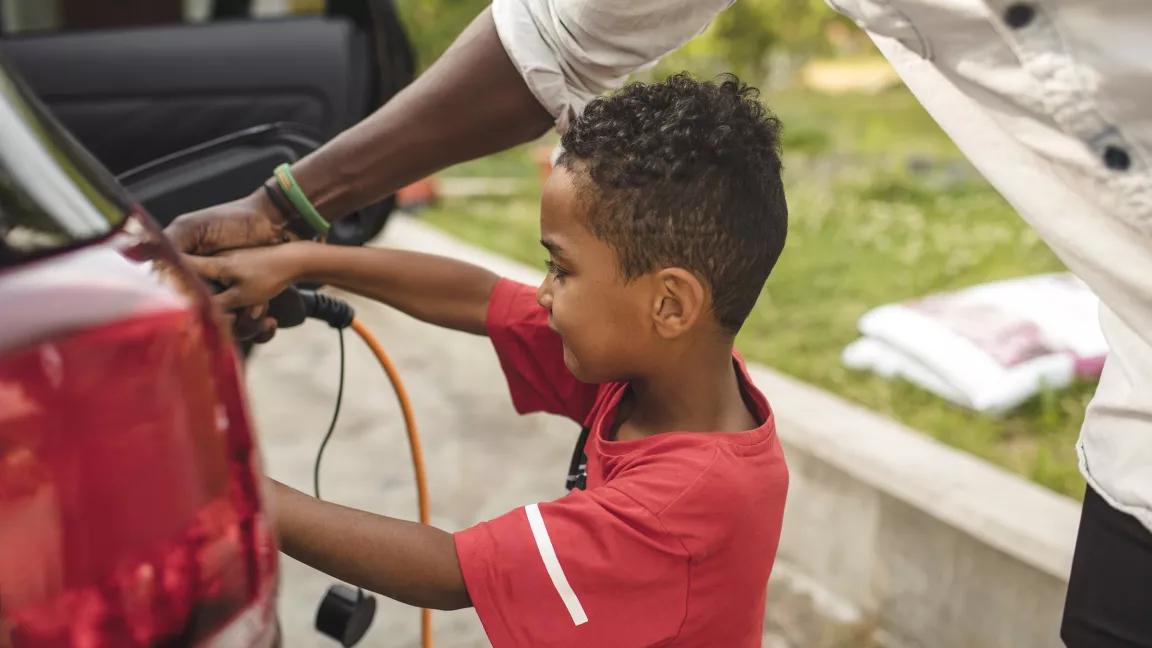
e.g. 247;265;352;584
650;268;707;339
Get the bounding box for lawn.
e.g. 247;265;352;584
420;84;1091;499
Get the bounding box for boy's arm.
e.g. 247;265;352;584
184;242;499;336
269;479;472;611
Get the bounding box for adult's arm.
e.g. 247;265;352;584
166;1;732;255
166;7;552;254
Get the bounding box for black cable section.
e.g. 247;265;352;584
314;327;346;500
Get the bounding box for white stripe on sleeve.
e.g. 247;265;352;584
524;503;589;626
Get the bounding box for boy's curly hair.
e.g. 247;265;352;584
558;72;787;333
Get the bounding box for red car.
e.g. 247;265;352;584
0;2;414;643
0;56;279;646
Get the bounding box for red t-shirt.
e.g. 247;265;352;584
454;279;788;647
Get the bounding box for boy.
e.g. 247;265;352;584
190;72;789;646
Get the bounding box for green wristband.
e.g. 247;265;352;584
273;163;330;237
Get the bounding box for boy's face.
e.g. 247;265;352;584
536;166;654;383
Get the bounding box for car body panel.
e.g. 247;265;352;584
0;53;277;648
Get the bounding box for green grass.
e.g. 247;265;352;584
422;85;1091;499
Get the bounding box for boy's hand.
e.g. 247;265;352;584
183;242;316;313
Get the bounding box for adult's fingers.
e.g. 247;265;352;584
252;317;279;344
166;203;286;256
231;309;266;341
165;217;202;254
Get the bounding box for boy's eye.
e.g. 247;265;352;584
544;259;568;279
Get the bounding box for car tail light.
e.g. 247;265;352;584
0;301;277;647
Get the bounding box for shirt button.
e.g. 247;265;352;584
1103;146;1132;171
1004;3;1035;28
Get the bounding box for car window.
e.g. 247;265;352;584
0;61;129;266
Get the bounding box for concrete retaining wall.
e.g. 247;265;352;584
755;367;1081;648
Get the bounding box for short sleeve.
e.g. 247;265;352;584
486;278;599;423
454;487;688;647
491;0;735;131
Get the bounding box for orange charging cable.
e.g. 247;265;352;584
349;318;433;648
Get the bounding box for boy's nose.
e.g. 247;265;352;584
536;277;553;310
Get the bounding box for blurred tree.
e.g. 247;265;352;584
655;0;844;83
394;0;488;69
716;0;839;79
394;0;844;81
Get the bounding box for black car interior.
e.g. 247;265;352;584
0;0;413;244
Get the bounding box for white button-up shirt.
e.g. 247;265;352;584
492;0;1152;531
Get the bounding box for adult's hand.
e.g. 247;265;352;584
166;189;288;342
164;188;292;256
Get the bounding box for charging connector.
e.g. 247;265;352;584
300;290;355;329
263;286;355;330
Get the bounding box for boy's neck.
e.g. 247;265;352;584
617;341;757;441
